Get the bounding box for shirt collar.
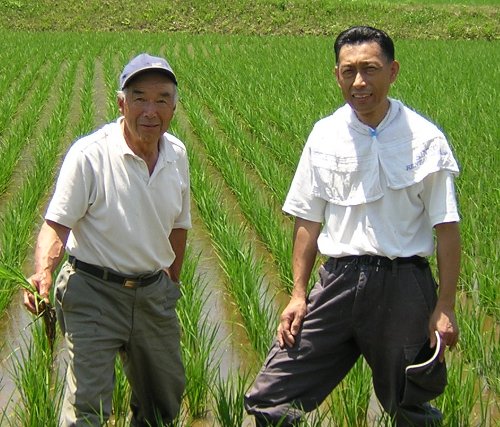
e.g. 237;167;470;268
346;98;401;137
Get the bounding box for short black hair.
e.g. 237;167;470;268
334;26;395;64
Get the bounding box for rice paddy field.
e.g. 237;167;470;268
0;25;498;426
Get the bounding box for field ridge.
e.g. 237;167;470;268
1;0;499;39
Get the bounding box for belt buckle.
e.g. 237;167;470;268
123;279;140;289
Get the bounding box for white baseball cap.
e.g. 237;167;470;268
119;53;177;89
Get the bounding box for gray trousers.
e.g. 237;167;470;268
245;257;444;426
55;262;185;427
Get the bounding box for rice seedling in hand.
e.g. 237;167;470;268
0;263;56;353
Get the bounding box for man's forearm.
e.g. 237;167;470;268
435;221;461;309
35;220;71;277
291;217;322;299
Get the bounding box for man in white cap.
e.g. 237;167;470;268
24;53;190;426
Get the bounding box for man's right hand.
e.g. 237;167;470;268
277;296;307;348
277;217;320;348
23;220;70;314
23;272;51;315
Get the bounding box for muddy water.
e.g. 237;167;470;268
188;206;266;375
187;211;247;372
0;291;33;411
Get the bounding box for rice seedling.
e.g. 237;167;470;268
110;359;132;425
327;358;372;427
301;408;331;427
457;301;499;396
6;320;62;426
212;369;249;427
101;52;121;122
177;248;220;420
75;54;97;136
437;353;481;427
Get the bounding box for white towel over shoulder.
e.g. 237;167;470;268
306;99;459;206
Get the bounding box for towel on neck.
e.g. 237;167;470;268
308;99;459;206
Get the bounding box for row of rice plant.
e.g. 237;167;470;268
170;115;277;362
0;45;83;425
0;54;64;199
178;81;294;292
0;50;47;138
174;47;295;284
0;54;79;313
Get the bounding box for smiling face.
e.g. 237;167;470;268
335;41;399;128
118;70;177;151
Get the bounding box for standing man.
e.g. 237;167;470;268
24;53;191;426
245;26;460;426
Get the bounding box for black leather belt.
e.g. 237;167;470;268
329;255;427;269
68;256;162;288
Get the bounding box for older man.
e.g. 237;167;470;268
25;53;191;426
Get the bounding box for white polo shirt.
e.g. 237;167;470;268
283;99;460;259
46;118;191;274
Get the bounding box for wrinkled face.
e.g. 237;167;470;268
118;71;177;147
335;41;399;128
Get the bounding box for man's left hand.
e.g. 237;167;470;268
428;305;459;362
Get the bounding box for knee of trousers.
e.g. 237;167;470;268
393;403;443;427
244;393;302;427
373;383;444;427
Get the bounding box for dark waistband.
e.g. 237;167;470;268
328;255;427;268
68;256;163;289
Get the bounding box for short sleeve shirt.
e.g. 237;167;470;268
45;118;191;274
283;100;460;259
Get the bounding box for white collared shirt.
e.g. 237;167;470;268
283;99;460;259
46;118;191;274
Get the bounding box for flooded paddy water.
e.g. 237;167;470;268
0;291;32;410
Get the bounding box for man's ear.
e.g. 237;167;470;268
117;96;125;115
390;60;400;84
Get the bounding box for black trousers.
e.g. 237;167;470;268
245;256;444;427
